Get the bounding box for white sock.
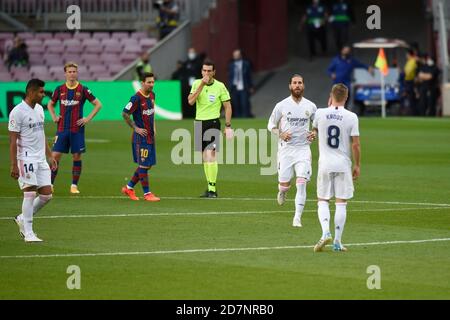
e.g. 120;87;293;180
22;191;36;235
318;201;330;238
334;203;347;244
295;178;307;220
278;184;290;194
33;194;52;216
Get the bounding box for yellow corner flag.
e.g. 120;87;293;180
375;48;389;76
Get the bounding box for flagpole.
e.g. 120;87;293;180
380;72;386;118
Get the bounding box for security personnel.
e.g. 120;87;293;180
156;0;180;40
301;0;328;59
330;0;352;52
135;52;152;81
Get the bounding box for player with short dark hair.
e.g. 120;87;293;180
188;60;234;198
121;73;160;202
9;78;58;242
47;62;102;194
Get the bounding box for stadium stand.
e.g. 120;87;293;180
1;31;158;81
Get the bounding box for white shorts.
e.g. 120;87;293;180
17;160;51;190
278;147;312;183
317;169;354;200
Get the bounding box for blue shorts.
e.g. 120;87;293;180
132;142;156;167
52;131;86;154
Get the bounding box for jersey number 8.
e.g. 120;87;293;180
327;125;340;149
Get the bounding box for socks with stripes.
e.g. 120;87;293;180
127;167;140;189
138;167;150;195
72;160;82;185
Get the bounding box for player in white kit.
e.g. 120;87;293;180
9;79;57;242
268;74;317;227
312;84;361;252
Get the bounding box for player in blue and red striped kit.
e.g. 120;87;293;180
121;72;160;202
47;62;102;194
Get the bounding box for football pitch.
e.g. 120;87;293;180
0;117;449;300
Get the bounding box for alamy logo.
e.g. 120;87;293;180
366;5;381;30
66;5;81;30
366;265;381;290
66;265;81;290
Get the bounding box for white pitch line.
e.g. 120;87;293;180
1;238;449;260
0;196;449;207
0;207;448;221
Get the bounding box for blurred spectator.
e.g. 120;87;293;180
401;49;418;115
6;37;29;70
155;0;180;40
135;52;152;81
329;0;354;52
228;49;254;118
184;47;204;87
416;53;440;116
300;0;328;60
327;45;373;112
173;48;205;118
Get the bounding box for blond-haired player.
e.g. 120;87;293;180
312;83;361;252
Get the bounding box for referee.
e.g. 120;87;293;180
188;60;233;198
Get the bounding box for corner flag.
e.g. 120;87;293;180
375;48;389;76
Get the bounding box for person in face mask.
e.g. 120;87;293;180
327;45;374;113
416;53;440;116
227;49;255;118
179;48;205;118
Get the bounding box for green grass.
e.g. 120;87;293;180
0;117;449;299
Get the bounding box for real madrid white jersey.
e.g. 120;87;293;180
8;100;47;162
268;96;317;148
313;106;359;172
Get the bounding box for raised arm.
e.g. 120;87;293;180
188;81;205;106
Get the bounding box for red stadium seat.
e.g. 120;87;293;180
85;44;103;54
111;32;129;40
16;32;34;40
130;32;148;40
140;38;157;50
43;39;62;48
28;46;45;54
47;46;65;54
64;44;83;54
54;32;74;40
108;64;126;74
35;32;53;41
92;32;111;40
0;33;14;41
73;32;92;39
25;39;42;47
64;39;82;47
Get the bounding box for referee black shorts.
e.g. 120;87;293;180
194;118;221;152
